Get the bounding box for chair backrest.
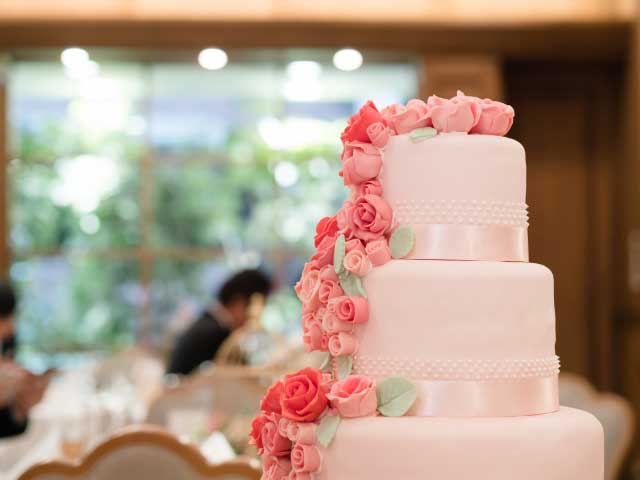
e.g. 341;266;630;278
559;372;635;480
18;425;261;480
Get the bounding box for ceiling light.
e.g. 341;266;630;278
60;47;90;67
333;48;363;71
198;48;228;70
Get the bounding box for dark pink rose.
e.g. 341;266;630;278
263;455;293;480
261;381;284;415
340;142;382;186
340;100;384;145
470;98;515;136
318;278;344;304
354;179;383;198
295;263;321;310
280;368;328;422
347;194;393;242
365;239;392;266
343;249;371;276
328;296;369;325
249;414;269;453
291;444;322;473
428;92;481;133
327;375;378;418
366;121;391;148
328;332;358;356
381;99;431;134
261;414;292;457
314;215;339;248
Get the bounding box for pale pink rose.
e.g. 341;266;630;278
328;332;358;356
301;309;318;331
291;444;322;473
261;415;292;457
303;323;324;352
427;93;481;133
319;264;338;282
295;263;321;310
322;310;353;334
278;416;295;440
366;121;391;148
381;100;431;134
354;179;383;199
327;375;378;418
347;194;393;242
341;142;382;186
263;456;293;480
344;238;365;254
318;279;344;304
470;98;515;136
365;239;392;266
289;422;317;446
328;296;369;325
343;249;371;277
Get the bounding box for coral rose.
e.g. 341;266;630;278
354;179;383;198
318;279;343;304
295;263;321;310
341;142;382;186
347;194;393;242
261;381;284;415
328;332;358;356
261;415;292;457
249;414;269;453
328;296;369;325
280;368;328;422
343;249;372;277
340;100;384;145
263;455;293;480
327;375;378;418
313;215;339;248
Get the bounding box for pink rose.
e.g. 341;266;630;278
381;100;431;134
295;263;321;310
345;238;365;254
428;93;481;133
278;416;295;440
337;201;355;240
328;332;358;357
261;381;284;415
263;456;293;480
288;472;312;480
319;264;338;282
328;296;369;325
321;332;330;351
280;368;328;422
343;249;372;276
318;279;343;304
301;309;318;331
347;194;393;242
340;100;384;145
310;234;336;269
261;415;292;457
327;375;378;418
366;121;390;148
314;215;339;248
249;414;269;453
340;142;382;186
470;99;515;136
354;179;383;198
291;444;322;473
286;422;317;445
303;323;324;352
322;310;353;334
365;239;392;266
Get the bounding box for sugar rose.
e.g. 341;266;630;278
291;444;322;473
261;381;284;415
470;98;515;136
328;332;358;356
327;375;378;418
428;92;481;133
347;194;393;242
366;121;390;148
343;249;372;277
263;455;293;480
314;215;339;249
381;100;431;134
354;179;383;198
365;239;392;266
341;142;382;186
261;415;292;457
249;414;269;454
280;368;328;422
328;296;369;325
295;263;321;310
340;100;384;145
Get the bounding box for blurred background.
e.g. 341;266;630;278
0;0;639;479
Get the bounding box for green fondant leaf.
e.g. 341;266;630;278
389;225;415;259
376;376;418;417
316;413;342;448
336;355;353;380
319;352;332;371
339;272;367;298
333;234;346;274
409;127;438;141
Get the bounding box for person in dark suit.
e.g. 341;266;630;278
166;269;272;376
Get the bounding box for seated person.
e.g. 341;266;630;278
166;269;272;376
0;282;48;438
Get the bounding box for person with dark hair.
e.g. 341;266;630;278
0;281;49;438
166;269;272;376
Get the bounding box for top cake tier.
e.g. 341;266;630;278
381;133;529;261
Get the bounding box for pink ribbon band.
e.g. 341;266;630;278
406;224;529;262
408;375;559;417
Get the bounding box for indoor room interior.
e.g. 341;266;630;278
0;1;639;479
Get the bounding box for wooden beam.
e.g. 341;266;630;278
0;20;629;61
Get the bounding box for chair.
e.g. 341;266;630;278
559;372;635;480
18;425;261;480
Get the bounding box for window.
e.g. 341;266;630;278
8;49;418;368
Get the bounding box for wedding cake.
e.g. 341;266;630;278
250;92;604;479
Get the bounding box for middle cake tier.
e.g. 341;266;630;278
354;259;559;417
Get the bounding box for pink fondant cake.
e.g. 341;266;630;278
250;92;604;480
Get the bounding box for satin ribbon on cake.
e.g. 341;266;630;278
406;224;529;262
408;376;559;417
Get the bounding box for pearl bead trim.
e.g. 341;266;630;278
352;355;560;381
393;199;529;227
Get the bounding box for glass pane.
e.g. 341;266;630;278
11;256;140;369
8;60;146;251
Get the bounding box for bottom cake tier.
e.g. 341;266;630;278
316;407;603;480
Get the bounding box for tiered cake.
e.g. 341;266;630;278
250;92;604;480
